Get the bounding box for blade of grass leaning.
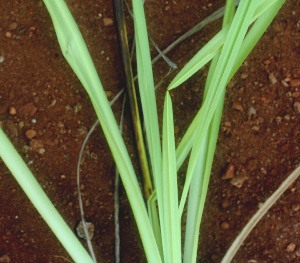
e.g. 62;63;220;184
131;1;161;188
175;0;285;170
177;0;257;217
42;1;161;262
183;1;236;261
131;0;165;254
168;28;228;90
161;92;181;263
168;0;281;91
0;129;94;263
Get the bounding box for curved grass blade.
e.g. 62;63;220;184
131;1;164;257
178;0;257;217
161;93;181;263
168;28;228;90
43;1;161;262
168;0;282;92
183;1;236;261
0;129;94;263
176;0;285;170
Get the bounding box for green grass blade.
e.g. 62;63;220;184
161;93;181;263
132;0;164;254
176;0;285;170
0;129;94;263
147;191;163;257
132;1;161;187
168;0;282;92
178;0;257;217
168;28;228;90
43;1;161;262
183;0;236;260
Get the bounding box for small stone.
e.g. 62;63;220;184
105;90;113;98
286;243;296;252
0;55;4;63
0;255;11;263
251;125;260;132
8;22;18;30
269;72;277;85
8;107;17;115
290;79;300;87
220;221;230;230
240;73;248;79
25;129;37;140
165;5;170;11
248;107;256;117
292;204;300;212
76;221;95;240
30;139;44;151
230;175;247;188
221;200;230;209
103;18;113;26
222;163;235;180
5;31;12;38
294;102;300;114
232;102;243;112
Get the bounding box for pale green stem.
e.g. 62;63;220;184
0;129;94;263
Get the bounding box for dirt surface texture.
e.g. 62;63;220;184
0;1;300;262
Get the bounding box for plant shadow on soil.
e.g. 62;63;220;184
0;1;300;262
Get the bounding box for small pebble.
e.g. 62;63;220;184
220;221;230;230
221;200;230;209
103;18;113;26
286;242;296;252
240;73;248;79
8;107;17;115
25;129;37;140
5;31;12;38
294;102;300;114
269;72;277;85
292;204;300;212
248;107;256;117
222;163;235;180
76;221;95;240
30;139;44;151
232;102;244;112
8;22;18;30
230;175;247;188
263;59;271;65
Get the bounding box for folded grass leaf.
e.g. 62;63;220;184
43;1;161;262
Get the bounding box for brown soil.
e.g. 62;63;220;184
0;1;299;263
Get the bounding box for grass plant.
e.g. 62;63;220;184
0;0;286;262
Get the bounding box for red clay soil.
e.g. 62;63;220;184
0;1;299;262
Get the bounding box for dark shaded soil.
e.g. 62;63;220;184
0;1;299;262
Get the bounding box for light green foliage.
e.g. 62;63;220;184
0;129;94;263
0;0;285;262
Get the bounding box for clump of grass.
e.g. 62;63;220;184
0;0;286;262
